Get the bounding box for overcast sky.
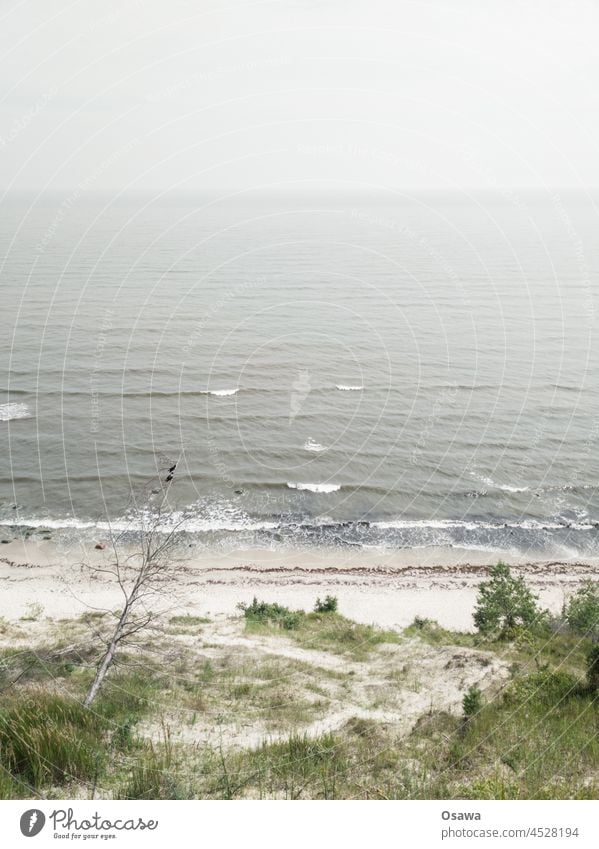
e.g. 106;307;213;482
1;0;598;195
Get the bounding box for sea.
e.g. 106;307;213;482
1;191;598;560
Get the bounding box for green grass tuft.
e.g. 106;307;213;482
241;598;401;659
0;691;104;789
169;615;211;626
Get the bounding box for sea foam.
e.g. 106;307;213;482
287;482;341;493
8;513;278;534
372;518;594;531
469;472;529;493
0;403;32;421
303;438;327;452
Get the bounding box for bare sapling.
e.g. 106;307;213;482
84;458;184;706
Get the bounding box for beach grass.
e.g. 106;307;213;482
0;603;597;800
0;691;104;791
241;598;401;660
169;615;211;626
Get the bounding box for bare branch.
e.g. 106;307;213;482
83;465;184;705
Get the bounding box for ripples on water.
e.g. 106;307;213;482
1;193;598;558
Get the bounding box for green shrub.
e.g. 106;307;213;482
404;617;462;645
586;645;599;693
507;669;579;706
281;611;304;630
565;581;599;640
314;596;338;613
238;597;304;630
473;562;546;639
462;684;482;719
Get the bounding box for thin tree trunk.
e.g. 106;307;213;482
81;463;180;707
84;608;129;706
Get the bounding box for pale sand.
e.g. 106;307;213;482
1;538;596;631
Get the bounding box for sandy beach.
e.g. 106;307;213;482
1;537;596;631
1;538;597;801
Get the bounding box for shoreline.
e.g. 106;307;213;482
1;538;596;631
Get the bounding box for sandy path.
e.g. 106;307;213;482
144;616;511;749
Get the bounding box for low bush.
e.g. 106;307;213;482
473;562;548;639
565;581;599;640
314;596;338;613
586;644;599;693
462;685;482;720
238;597;304;630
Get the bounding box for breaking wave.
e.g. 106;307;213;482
286;482;341;493
4;512;278;534
469;472;530;493
0;403;32;422
303;438;327;452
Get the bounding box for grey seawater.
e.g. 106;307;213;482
1;191;598;560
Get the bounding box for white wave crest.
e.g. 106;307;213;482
304;438;327;452
287;482;341;493
373;518;593;531
335;384;363;391
4;514;596;536
0;403;32;421
9;514;278;534
199;388;239;397
469;472;529;493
